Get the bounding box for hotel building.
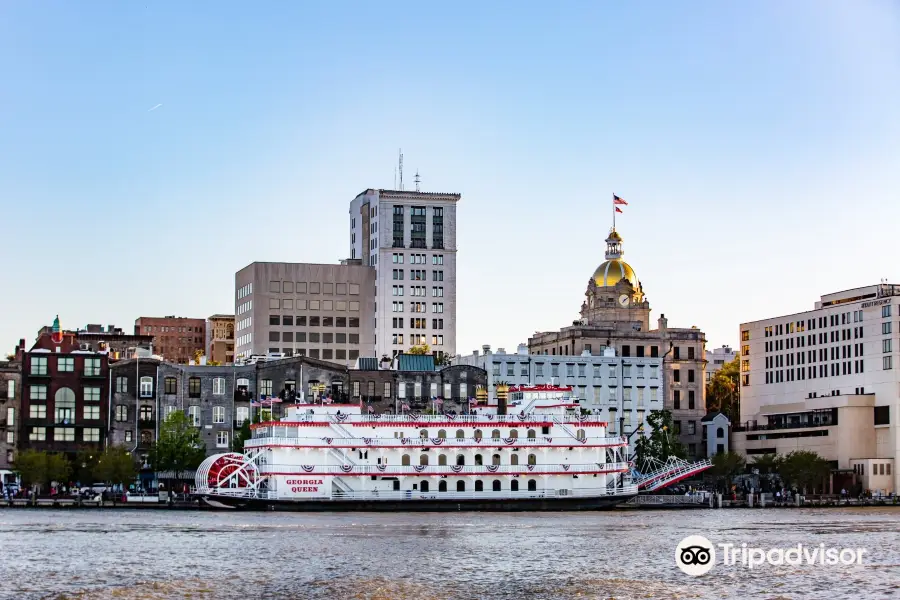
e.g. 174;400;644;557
348;189;459;362
735;283;899;493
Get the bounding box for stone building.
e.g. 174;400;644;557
0;347;22;485
134;316;206;363
528;228;708;457
206;314;235;365
348;354;487;415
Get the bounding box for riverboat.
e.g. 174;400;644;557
195;384;638;511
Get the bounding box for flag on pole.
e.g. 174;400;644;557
615;207;623;213
367;404;374;414
401;402;410;411
434;397;443;406
613;194;627;205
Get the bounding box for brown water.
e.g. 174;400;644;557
0;507;898;599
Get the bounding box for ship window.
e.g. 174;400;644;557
492;480;501;491
528;479;537;491
492;454;501;466
439;481;447;492
419;429;428;439
419;454;429;466
511;480;519;492
420;481;429;492
527;429;536;440
456;454;465;465
457;480;466;492
402;454;411;466
473;429;483;440
509;429;518;439
438;454;447;466
491;429;501;440
456;429;464;439
528;454;537;466
437;429;446;439
393;480;400;491
475;480;484;492
511;454;519;465
475;454;483;466
577;429;586;441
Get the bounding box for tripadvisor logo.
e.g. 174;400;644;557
675;536;867;576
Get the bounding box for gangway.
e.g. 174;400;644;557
631;456;712;491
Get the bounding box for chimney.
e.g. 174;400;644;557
497;348;506;354
482;344;491;355
472;350;479;357
517;344;528;355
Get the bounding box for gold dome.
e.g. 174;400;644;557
592;258;638;288
606;230;622;242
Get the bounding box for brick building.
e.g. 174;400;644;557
134;316;206;363
75;324;154;359
206;314;235;365
20;318;110;458
0;347;22;485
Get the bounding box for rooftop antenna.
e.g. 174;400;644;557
398;149;404;191
394;165;397;189
414;170;421;192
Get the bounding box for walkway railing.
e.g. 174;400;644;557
278;413;610;425
632;457;713;491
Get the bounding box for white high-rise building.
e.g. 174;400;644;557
349;189;459;362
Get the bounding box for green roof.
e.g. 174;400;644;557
357;357;378;371
398;354;435;372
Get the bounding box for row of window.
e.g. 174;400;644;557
672;390;697;410
29;386;100;402
755;306;894;341
391;269;444;281
392;318;444;330
390;334;444;346
29;404;102;420
269;316;361;328
268;298;361;311
391;302;443;313
392;253;443;265
765;359;878;384
266;348;360;361
267;281;361;295
28;427;101;442
391;286;445;297
142;325;202;334
491;363;661;379
29;356;101;376
268;332;360;344
854;462;892;477
114;404;249;426
237;283;253;299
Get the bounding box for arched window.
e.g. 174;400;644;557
473;429;483;440
576;429;586;441
420;481;429;492
402;454;411;466
528;479;537;491
438;429;447;439
456;429;465;439
54;387;75;423
419;454;429;466
475;454;483;466
438;454;447;466
528;454;537;465
457;480;466;492
491;429;501;440
509;429;518;439
492;454;501;466
456;454;465;466
140;430;152;445
419;429;428;439
475;480;483;492
492;480;501;491
511;480;519;491
511;454;519;465
527;429;536;440
439;480;447;492
717;427;725;439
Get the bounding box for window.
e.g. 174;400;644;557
882;305;892;318
30;404;47;419
115;405;128;422
54;427;75;442
688;390;696;410
83;405;99;420
213;377;225;396
261;379;273;396
884;339;892;354
188;406;201;426
884;356;893;370
882;322;892;335
687;421;696;435
187;377;201;398
115;377;128;393
673;390;681;410
213;406;225;423
216;431;229;448
673;369;680;382
58;357;74;372
29;427;46;441
55;388;75;423
161;377;176;395
84;358;101;376
30;385;47;400
688;369;695;382
741;330;749;341
139;376;153;397
31;356;47;375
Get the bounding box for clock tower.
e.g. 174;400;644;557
580;228;650;331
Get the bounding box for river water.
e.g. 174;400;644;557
0;507;898;600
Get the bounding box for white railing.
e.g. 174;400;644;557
627;494;708;505
257;462;630;476
280;413;609;425
245;435;627;449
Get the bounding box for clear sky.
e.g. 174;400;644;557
1;1;898;357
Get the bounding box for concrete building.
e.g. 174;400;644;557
735;283;900;493
456;344;662;451
527;228;708;457
233;261;375;367
349;188;459;362
0;348;22;485
134;316;206;364
705;345;737;383
206;314;235;365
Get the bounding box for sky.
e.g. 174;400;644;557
1;1;898;357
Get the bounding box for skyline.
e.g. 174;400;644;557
1;1;898;357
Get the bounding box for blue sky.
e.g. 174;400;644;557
1;1;898;356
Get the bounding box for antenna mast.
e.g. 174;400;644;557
414;170;421;192
398;149;404;191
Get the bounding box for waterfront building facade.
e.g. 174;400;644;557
206;314;235;365
527;229;707;457
348;189;459;362
134;316;206;364
0;350;22;484
233;261;375;366
735;283;900;493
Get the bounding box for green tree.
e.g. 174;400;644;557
14;450;47;491
232;421;252;453
777;450;831;494
634;410;686;469
708;451;746;492
74;449;99;485
149;410;207;481
750;453;781;492
706;355;740;419
94;446;138;488
408;344;430;355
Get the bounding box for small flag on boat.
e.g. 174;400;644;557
367;405;374;414
401;402;410;411
434;397;443;405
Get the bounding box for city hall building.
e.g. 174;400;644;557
735;283;899;494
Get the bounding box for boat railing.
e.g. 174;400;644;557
255;462;631;476
245;435;627;448
281;413;610;425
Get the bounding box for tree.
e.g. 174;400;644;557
94;446;138;489
777;450;831;494
149;410;207;481
408;344;430;355
46;453;71;487
706;355;740;420
232;420;253;453
750;453;781;492
708;451;746;492
14;450;47;491
634;410;686;469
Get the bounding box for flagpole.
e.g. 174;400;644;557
612;193;615;230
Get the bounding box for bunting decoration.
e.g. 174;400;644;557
431;438;445;445
340;465;353;473
486;465;499;473
450;465;464;473
527;465;535;471
561;464;571;471
376;464;387;472
301;465;315;473
362;438;373;446
503;438;516;445
413;465;426;472
323;437;333;445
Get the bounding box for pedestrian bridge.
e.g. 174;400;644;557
631;457;712;491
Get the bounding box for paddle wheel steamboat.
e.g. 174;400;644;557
195;384;638;511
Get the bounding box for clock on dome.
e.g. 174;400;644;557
618;294;630;307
